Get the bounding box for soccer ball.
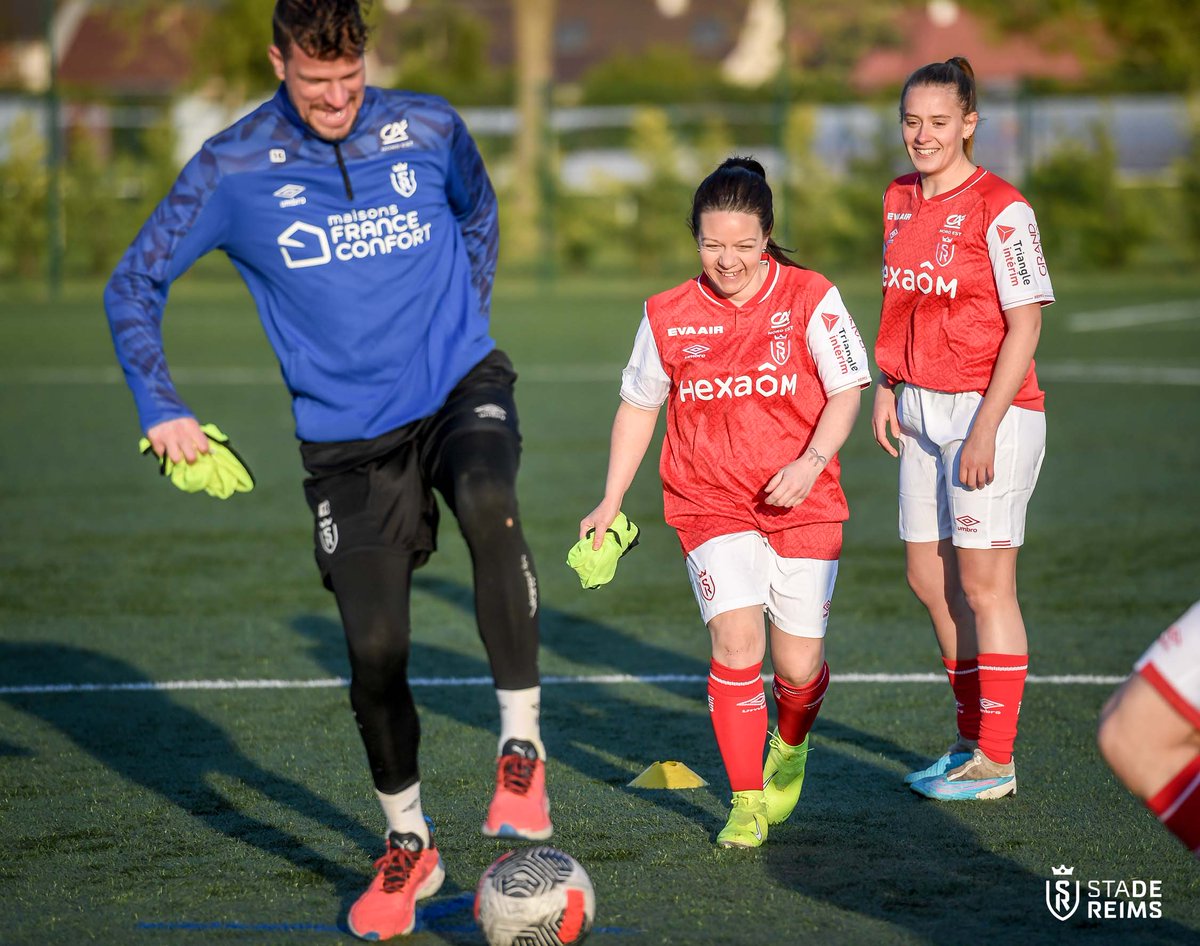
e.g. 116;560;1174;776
474;846;595;946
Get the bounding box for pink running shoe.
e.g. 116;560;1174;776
347;830;445;940
482;738;553;840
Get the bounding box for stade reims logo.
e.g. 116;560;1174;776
996;225;1015;243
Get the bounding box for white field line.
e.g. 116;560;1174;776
1067;299;1200;333
0;670;1125;696
6;361;1199;386
1037;361;1200;386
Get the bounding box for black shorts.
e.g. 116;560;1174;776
300;349;522;587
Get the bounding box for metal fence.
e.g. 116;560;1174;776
0;91;1192;188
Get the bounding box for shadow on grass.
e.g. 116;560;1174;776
0;642;378;903
291;572;724;839
763;718;1196;946
291;585;1199;944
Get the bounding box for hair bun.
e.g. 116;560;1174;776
945;56;976;82
718;155;767;180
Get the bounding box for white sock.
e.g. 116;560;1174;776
375;782;429;844
496;685;545;759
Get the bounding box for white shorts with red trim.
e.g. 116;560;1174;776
1135;601;1200;730
896;385;1045;549
683;531;838;638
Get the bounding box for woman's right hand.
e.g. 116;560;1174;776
580;500;622;550
871;382;901;458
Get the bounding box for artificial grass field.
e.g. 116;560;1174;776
1;262;1198;945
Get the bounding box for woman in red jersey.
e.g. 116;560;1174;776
872;58;1054;801
581;157;871;847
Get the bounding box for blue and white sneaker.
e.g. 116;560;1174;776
903;738;976;785
910;748;1016;800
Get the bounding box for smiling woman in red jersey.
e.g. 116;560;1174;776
872;58;1055;802
581;157;872;848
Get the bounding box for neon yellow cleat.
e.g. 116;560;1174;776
762;730;810;824
716;790;768;848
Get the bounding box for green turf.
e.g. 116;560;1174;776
1;263;1198;944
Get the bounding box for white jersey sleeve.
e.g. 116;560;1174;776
987;201;1055;311
619;311;671;409
804;286;873;397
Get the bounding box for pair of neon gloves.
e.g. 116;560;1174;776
566;511;640;590
138;423;254;499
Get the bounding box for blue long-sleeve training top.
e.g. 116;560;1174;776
104;84;499;443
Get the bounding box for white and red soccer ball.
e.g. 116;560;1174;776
474;846;595;946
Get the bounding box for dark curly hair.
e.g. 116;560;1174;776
272;0;371;60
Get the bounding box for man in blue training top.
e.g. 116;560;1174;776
104;1;549;938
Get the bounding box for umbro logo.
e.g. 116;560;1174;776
682;344;709;358
737;693;767;711
273;183;307;208
980;697;1006;712
956;515;980;529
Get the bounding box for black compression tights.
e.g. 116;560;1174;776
331;553;422;795
331;431;541;794
432;431;541;692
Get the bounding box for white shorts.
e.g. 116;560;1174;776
683;531;838;638
896;385;1045;549
1135;601;1200;729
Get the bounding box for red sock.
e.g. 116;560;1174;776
942;656;980;741
976;652;1027;764
772;662;829;747
708;659;767;792
1147;753;1200;855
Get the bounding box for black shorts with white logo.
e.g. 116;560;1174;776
300;349;522;588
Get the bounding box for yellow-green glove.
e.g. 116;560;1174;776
566;512;640;590
139;423;255;499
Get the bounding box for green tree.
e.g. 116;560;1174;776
1024;125;1148;268
1180;117;1200;255
626;108;694;275
0;115;49;279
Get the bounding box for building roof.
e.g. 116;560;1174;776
854;3;1090;92
57;5;197;96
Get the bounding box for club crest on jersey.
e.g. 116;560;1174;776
769;336;791;366
316;500;339;555
698;569;716;601
390;163;417;197
936;241;955;267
